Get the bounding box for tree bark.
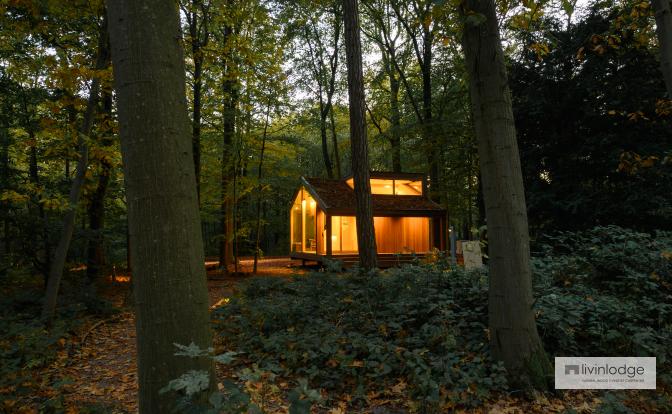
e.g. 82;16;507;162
42;16;110;321
188;0;210;201
253;101;271;274
653;0;672;97
86;158;111;280
385;50;402;172
107;0;215;410
343;0;377;270
86;89;114;281
329;104;341;178
219;16;236;270
461;0;551;389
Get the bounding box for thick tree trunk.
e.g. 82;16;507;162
42;17;110;321
343;0;377;270
107;0;215;411
461;0;551;389
653;0;672;97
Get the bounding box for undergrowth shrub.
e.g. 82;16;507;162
0;264;119;410
212;264;507;410
212;226;671;411
532;226;672;379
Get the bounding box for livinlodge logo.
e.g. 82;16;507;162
555;357;656;389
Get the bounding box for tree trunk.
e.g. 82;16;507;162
343;0;377;270
86;92;114;281
193;55;203;200
42;17;110;322
329;105;341;179
86;160;111;281
653;0;672;97
0;122;10;255
107;0;215;411
320;109;334;178
421;30;438;199
219;20;236;271
461;0;551;389
387;53;402;172
253;102;271;274
189;0;209;201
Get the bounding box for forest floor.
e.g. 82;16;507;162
37;258;306;413
20;260;660;413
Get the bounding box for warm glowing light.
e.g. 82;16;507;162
210;297;230;309
310;200;316;208
331;235;337;240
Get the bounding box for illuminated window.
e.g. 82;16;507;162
346;177;423;196
290;187;317;253
394;180;422;195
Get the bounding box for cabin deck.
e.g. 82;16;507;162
290;251;427;269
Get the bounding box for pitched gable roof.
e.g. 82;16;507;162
301;176;445;216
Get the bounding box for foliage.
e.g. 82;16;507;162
213;262;508;411
509;2;672;232
161;343;321;414
532;226;672;374
0;268;100;409
212;226;671;412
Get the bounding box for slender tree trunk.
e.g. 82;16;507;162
107;1;215;411
343;0;377;270
42;17;110;321
86;92;113;281
29;144;50;282
253;102;271;274
193;55;203;200
461;0;551;388
320;108;334;178
189;1;209;201
387;55;402;172
329;105;341;179
653;0;672;97
219;21;236;270
232;139;240;274
86;161;111;281
22;93;50;282
421;31;438;198
1;123;10;255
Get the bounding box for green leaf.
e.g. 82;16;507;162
160;370;210;396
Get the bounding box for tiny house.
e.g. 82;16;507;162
289;172;447;267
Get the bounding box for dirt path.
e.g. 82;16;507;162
50;258;304;413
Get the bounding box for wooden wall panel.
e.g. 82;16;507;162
374;217;429;253
330;216;431;254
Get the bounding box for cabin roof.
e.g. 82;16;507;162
342;171;426;181
300;176;445;216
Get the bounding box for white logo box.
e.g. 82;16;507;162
555;357;656;389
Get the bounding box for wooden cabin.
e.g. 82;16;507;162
289;172;447;268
